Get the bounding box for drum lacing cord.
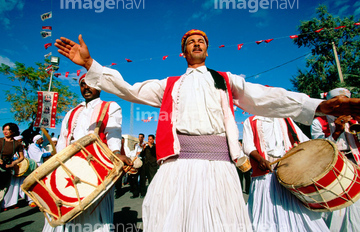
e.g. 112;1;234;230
290;185;311;209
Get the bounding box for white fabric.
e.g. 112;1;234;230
243;117;329;231
248;174;329;232
56;98;122;152
134;142;145;159
33;135;43;143
86;60;322;127
28;143;48;166
311;116;360;231
43;97;122;232
142;159;252;232
311;115;349;151
326;88;351;100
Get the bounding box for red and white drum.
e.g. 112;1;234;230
21;133;124;227
276;139;360;212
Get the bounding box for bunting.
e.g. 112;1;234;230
77;70;81;76
42;26;52;30
41;31;52;38
41;11;52;21
44;52;52;58
65;72;69;77
125;58;132;62
44;43;52;49
162;55;168;60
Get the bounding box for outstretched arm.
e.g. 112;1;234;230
55;34;93;70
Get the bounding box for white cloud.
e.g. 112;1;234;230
0;0;25;29
0;108;8;114
0;55;15;67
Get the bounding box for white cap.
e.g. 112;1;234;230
51;137;58;142
33;135;43;143
326;88;351;100
14;135;23;141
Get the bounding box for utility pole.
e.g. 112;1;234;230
332;42;344;83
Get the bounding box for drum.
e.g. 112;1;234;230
21;133;124;227
276;139;360;212
13;158;38;177
236;156;252;172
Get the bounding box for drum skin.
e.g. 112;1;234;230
276;139;360;212
14;158;38;177
21;133;124;227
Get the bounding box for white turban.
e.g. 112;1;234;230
33;135;43;143
14;135;23;141
326;88;351;100
51;137;58;142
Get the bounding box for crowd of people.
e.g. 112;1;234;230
2;28;360;232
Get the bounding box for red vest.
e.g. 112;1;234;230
67;101;111;145
156;71;234;162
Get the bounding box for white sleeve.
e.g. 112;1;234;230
86;60;167;108
310;118;334;142
242;118;257;156
291;118;310;143
56;110;72;152
28;144;43;164
105;102;122;152
229;73;323;126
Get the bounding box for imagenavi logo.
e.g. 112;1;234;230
60;0;145;13
214;0;299;13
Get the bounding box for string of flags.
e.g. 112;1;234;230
40;8;359;80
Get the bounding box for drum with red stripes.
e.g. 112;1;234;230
276;139;360;212
21;133;124;227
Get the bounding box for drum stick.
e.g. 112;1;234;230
269;148;304;166
123;157;138;173
40;128;57;154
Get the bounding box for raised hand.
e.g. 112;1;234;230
55;34;93;70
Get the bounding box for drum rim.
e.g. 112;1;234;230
276;139;338;188
14;158;30;177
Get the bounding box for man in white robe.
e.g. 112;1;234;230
54;30;360;232
42;75;131;232
243;116;329;231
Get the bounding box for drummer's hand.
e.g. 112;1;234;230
117;154;133;166
332;115;353;140
258;159;273;172
55;34;93;70
5;162;15;169
317;95;360;118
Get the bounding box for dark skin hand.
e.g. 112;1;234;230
316;95;360;118
249;150;272;172
332;115;353;140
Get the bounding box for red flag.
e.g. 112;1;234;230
354;22;360;26
45;65;52;71
65;72;69;78
219;45;225;48
255;40;264;45
179;53;184;57
237;43;244;50
54;73;61;77
265;39;274;43
289;35;298;39
44;43;52;49
162;55;168;60
42;26;52;30
335;26;346;29
77;70;81;76
125;58;132;62
111;63;117;66
315;28;324;33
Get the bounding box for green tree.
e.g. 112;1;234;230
0;59;80;124
291;5;360;98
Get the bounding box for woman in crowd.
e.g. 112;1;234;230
0;123;24;204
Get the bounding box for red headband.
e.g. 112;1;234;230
181;29;209;53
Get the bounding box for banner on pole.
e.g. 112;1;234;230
34;91;58;129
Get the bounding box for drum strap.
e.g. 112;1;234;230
284;118;300;145
94;102;111;135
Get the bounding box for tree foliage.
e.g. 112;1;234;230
0;59;80;124
291;5;360;98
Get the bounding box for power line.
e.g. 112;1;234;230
245;53;310;79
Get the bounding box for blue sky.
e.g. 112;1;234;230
0;0;359;139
